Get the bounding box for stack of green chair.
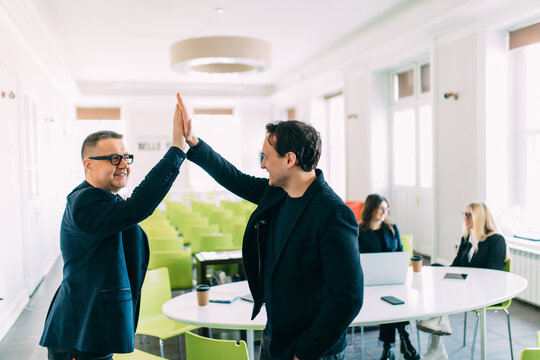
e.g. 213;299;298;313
136;267;198;358
148;249;193;290
186;224;219;253
185;331;248;360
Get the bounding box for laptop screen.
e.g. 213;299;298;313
360;251;410;286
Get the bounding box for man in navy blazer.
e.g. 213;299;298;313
181;97;363;359
40;96;189;359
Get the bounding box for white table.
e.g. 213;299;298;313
163;266;527;360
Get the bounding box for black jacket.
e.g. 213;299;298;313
451;233;506;270
358;224;402;253
187;140;363;360
40;147;185;353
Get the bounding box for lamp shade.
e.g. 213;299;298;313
170;36;271;74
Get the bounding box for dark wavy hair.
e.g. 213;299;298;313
265;120;321;172
359;194;395;235
81;130;123;160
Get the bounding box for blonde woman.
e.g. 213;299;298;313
417;202;507;360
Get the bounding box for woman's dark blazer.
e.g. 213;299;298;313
358;223;402;253
451;233;506;270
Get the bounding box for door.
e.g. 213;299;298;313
20;91;43;294
0;61;25;322
390;63;434;256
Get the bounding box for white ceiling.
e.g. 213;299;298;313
31;0;412;92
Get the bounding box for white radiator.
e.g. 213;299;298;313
509;246;540;307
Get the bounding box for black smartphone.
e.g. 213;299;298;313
381;295;405;305
443;273;468;280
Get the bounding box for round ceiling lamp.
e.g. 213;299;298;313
170;36;271;75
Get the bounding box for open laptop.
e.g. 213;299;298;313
360;251;410;286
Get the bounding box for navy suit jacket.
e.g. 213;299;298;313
357;224;402;253
40;147;186;354
187;140;363;360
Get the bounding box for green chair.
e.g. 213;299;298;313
148;250;194;290
521;349;540;360
231;223;246;249
148;237;183;252
166;206;196;229
114;349;165;360
185;331;248;360
220;216;245;234
214;213;235;234
400;234;414;264
520;332;540;360
177;216;209;239
186;224;219;253
191;201;217;218
136;267;198;358
165;201;191;215
140;218;172;229
199;233;234;252
208;209;234;230
144;226;179;240
469;258;514;359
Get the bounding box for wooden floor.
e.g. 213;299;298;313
1;257;539;360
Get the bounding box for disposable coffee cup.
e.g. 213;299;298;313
196;284;210;306
411;255;423;272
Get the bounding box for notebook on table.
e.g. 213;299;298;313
360;251;410;286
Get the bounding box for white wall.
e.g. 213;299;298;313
434;26;482;263
0;1;76;341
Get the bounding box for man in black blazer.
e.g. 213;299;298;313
40;97;189;359
181;96;364;359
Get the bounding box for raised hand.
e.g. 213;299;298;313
172;93;186;150
176;92;199;147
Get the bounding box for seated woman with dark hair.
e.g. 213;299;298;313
358;194;420;360
417;201;507;360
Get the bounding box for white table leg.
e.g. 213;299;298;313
247;329;255;360
479;307;486;360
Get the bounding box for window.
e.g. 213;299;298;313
186;112;242;192
390;62;432;188
508;42;540;233
325;92;346;199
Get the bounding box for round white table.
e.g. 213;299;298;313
163;266;527;360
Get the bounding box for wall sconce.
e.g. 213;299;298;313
444;92;458;100
1;91;15;99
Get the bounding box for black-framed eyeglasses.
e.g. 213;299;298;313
379;206;390;213
462;212;472;218
89;154;134;165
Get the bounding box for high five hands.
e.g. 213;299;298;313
176;92;199;148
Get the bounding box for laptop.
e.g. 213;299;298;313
360;251;410;286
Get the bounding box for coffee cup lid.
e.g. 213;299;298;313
196;284;210;291
411;255;423;261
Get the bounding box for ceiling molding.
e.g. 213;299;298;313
76;81;275;98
